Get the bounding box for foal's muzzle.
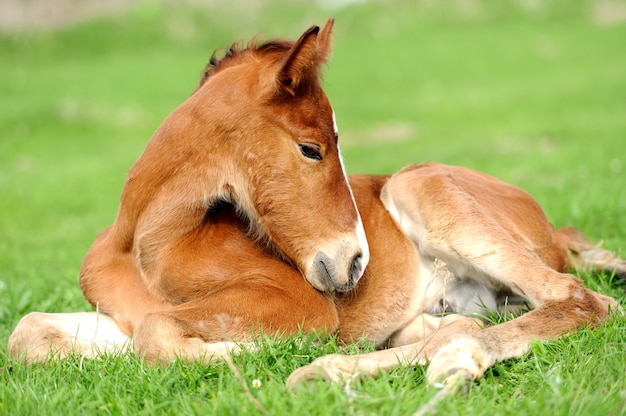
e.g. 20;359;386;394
309;248;366;293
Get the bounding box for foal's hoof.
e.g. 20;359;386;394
286;365;324;390
426;336;494;386
286;354;359;390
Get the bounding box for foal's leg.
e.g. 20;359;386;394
287;163;622;388
287;255;619;387
8;312;131;364
289;296;606;388
379;165;621;383
286;313;481;388
133;274;339;364
131;206;340;364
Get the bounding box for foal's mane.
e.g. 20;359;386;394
198;39;294;88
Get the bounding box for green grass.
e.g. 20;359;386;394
1;1;625;414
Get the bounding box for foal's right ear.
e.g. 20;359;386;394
276;20;335;96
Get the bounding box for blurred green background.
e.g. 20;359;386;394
1;1;625;415
1;0;625;320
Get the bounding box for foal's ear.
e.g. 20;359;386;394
317;18;335;65
277;19;334;96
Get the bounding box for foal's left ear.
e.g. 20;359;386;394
317;18;335;64
277;18;335;96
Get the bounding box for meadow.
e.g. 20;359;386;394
1;1;625;414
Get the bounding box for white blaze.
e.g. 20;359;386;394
333;108;370;275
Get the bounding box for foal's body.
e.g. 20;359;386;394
8;20;624;387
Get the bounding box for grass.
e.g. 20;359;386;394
1;0;625;414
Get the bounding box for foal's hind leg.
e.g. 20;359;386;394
379;164;621;383
289;293;617;389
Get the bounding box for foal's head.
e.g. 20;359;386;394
194;19;369;292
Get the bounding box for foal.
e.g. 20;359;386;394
8;20;624;388
10;19;367;363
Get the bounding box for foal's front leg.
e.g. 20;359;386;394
286;313;481;388
8;312;131;364
132;274;340;364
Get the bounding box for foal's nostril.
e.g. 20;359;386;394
348;252;364;286
313;251;333;289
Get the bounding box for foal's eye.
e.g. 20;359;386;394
299;144;322;161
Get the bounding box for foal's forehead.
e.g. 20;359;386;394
290;94;336;132
196;36;338;140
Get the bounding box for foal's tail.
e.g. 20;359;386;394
558;226;626;282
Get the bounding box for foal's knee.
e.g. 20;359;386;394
133;313;177;363
133;313;213;364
